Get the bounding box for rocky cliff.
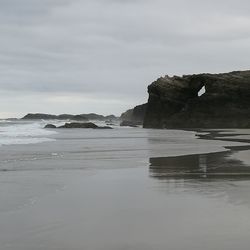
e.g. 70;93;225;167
120;103;147;125
143;71;250;128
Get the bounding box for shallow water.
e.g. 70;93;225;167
0;119;57;146
0;124;250;250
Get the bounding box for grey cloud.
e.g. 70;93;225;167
0;0;250;116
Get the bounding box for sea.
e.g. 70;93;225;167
0;119;250;250
0;119;58;146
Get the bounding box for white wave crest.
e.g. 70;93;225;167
0;120;57;146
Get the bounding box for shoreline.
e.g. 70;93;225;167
1;128;250;249
0;126;250;173
150;129;250;179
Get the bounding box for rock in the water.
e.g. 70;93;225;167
120;120;139;127
94;126;113;129
105;123;115;126
44;122;113;129
120;103;147;126
44;124;57;129
144;70;250;128
59;122;98;129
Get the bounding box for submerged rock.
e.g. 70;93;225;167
44;124;57;129
44;122;113;129
120;120;139;127
95;126;113;129
144;70;250;128
59;122;98;129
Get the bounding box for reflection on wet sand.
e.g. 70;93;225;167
150;146;250;180
149;144;250;208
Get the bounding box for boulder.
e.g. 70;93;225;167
120;120;139;127
95;126;113;129
59;122;98;129
44;124;57;128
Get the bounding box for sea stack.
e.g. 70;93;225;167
143;70;250;128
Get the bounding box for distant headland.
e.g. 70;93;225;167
22;113;118;121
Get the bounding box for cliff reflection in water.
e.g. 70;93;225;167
149;148;250;180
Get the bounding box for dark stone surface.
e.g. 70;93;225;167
143;70;250;128
120;120;139;127
120;103;147;125
44;124;57;129
44;122;113;129
59;122;99;129
95;126;113;129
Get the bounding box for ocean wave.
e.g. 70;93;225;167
0;120;57;146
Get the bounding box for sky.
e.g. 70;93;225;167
1;0;250;118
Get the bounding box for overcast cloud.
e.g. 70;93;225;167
1;0;250;117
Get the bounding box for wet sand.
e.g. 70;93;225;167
0;128;250;250
150;145;250;179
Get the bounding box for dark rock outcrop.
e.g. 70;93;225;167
120;103;147;126
95;126;113;129
44;124;57;129
120;121;139;127
58;122;113;129
120;109;133;121
144;70;250;128
59;122;98;129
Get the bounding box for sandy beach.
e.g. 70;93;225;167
1;0;250;249
0;127;250;250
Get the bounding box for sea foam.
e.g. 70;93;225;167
0;120;57;146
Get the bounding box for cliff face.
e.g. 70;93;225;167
143;71;250;128
120;103;147;125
